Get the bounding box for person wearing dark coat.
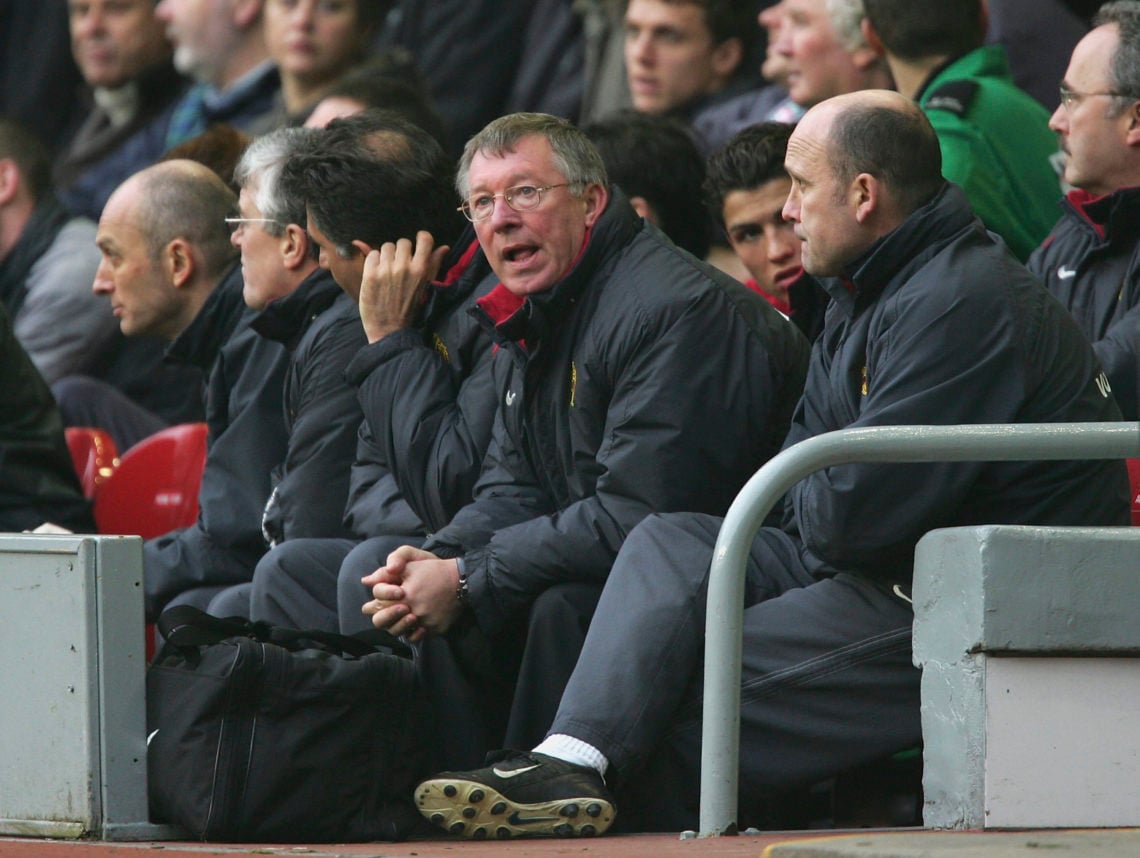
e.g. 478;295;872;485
166;128;369;620
1028;3;1140;420
0;302;95;535
410;92;1129;840
236;112;497;635
54;0;188;221
364;113;811;773
68;159;288;619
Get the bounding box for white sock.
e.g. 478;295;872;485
533;734;609;778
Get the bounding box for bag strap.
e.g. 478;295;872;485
156;605;379;658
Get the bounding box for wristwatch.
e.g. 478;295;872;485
455;560;470;607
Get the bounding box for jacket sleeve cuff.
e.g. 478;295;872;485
343;328;426;386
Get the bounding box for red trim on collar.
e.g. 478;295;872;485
438;239;481;288
1066;188;1110;239
473;226;595;326
744;278;792;315
476;283;526;325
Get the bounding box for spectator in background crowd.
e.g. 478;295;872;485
253;0;387;130
622;0;764;153
692;2;807;149
583;110;711;258
0;0;86;157
0;119;117;384
862;0;1062;261
770;0;891;110
55;0;187;221
704;121;827;340
301;56;448;147
1029;0;1140;420
412;90;1129;840
156;0;281;149
374;0;533;156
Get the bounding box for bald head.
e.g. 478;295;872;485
782;91;945;275
124;159;238;280
807;90;943;215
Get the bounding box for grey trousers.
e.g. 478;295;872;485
549;512;921;828
234;535;418;633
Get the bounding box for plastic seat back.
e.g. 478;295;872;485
64;427;120;499
1128;459;1140;527
93;423;208;539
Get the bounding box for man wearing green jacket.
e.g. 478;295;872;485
863;0;1062;261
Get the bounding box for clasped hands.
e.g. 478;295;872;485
362;545;464;643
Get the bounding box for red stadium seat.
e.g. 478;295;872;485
93;423;208;539
64;427;120;499
1128;459;1140;527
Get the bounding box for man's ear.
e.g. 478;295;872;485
232;0;262;29
1125;100;1140;147
0;158;21;206
710;36;744;84
860;18;885;57
350;238;375;259
165;238;196;288
627;194;658;225
851;172;879;224
281;223;311;269
582;183;609;229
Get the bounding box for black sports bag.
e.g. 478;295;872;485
146;606;429;842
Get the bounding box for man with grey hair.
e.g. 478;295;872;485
769;0;891;108
1029;0;1140;419
412;92;1127;838
156;0;280;149
200;127;366;619
364;112;811;790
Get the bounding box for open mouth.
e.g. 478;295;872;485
503;245;539;265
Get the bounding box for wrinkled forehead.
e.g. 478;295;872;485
467;136;562;191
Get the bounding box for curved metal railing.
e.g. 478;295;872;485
698;421;1140;836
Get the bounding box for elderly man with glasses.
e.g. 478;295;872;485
1028;0;1140;420
361;112;811;795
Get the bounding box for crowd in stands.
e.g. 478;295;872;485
1;0;1138;841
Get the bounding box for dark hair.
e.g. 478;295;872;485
862;0;983;61
829;101;944;215
584;110;709;257
315;59;448;149
703;122;794;226
1094;1;1140;115
667;0;759;52
282;109;461;257
161;123;252;195
0;118;51;201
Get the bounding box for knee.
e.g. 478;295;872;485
528;583;601;635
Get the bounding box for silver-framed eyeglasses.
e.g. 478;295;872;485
225;217;281;233
458;184;571;222
1058;85;1139;110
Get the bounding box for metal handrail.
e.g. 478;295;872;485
698;421;1140;836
